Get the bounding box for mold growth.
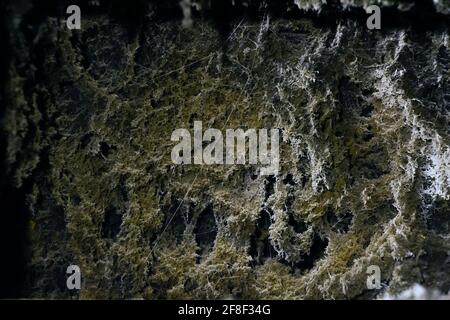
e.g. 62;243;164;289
1;0;449;299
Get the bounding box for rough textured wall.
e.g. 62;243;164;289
1;0;449;299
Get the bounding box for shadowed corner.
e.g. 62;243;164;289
0;0;31;299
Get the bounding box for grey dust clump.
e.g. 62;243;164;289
1;0;449;299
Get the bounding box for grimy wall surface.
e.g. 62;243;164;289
0;0;449;299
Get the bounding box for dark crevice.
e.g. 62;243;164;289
160;198;196;244
288;212;308;234
264;175;276;201
326;208;353;233
290;234;329;272
194;205;217;260
99;141;116;159
282;173;296;186
426;198;450;235
101;206;123;240
249;208;276;265
101;175;128;241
